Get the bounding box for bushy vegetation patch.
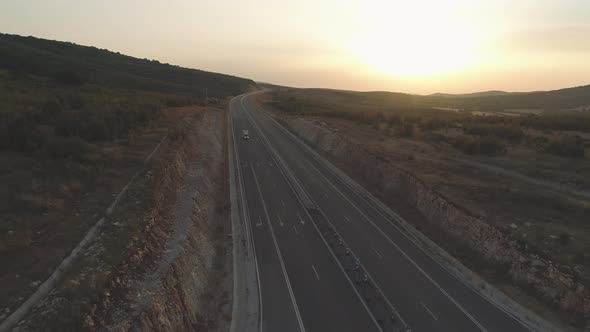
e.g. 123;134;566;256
447;135;507;155
544;135;585;158
269;89;588;159
0;33;254;161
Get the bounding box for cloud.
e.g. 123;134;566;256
504;25;590;53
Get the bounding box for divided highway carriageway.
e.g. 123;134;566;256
229;91;538;332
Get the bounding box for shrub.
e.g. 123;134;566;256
164;96;192;107
531;134;549;144
532;115;590;132
381;113;401;125
66;93;86;110
448;135;478;154
479;136;507;154
559;233;571;246
448;135;506;155
398;123;414;138
42;98;62;118
54;111;80;138
464;123;524;142
84;118;110;141
44;136;89;161
0;113;46;152
420;118;450;131
404;115;422;124
544;135;585;158
52;69;85;85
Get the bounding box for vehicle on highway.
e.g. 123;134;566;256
242;129;250;140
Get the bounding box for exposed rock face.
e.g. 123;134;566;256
285;117;589;325
102;109;229;331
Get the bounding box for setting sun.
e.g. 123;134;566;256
348;1;484;78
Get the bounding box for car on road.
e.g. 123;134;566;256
242;129;250;140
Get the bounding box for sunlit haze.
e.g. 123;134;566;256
2;0;590;94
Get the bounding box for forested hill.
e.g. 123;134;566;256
0;33;254;98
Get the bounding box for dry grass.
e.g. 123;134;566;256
0;106;199;313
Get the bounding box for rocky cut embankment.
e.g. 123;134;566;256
16;107;231;331
102;107;231;331
280;116;589;328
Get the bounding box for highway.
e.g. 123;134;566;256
229;91;538;332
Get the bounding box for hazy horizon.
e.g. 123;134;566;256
2;0;590;94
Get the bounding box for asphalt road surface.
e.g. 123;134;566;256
229;92;537;332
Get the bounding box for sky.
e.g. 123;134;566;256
1;0;590;94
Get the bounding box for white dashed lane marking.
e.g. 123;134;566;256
278;215;284;228
372;247;383;259
421;301;439;321
312;265;320;280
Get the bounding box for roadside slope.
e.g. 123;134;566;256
11;106;231;331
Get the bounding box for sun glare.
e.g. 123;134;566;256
349;1;483;78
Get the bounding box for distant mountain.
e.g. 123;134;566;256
275;84;590;111
0;33;255;98
269;82;590;111
428;90;511;98
423;85;590;111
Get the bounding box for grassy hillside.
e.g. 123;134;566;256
0;33;254;154
0;33;253;98
0;32;254;238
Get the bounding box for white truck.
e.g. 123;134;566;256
242;129;250;140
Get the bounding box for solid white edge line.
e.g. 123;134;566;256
231;98;251;256
228;102;241;332
312;265;321;280
230;96;263;332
